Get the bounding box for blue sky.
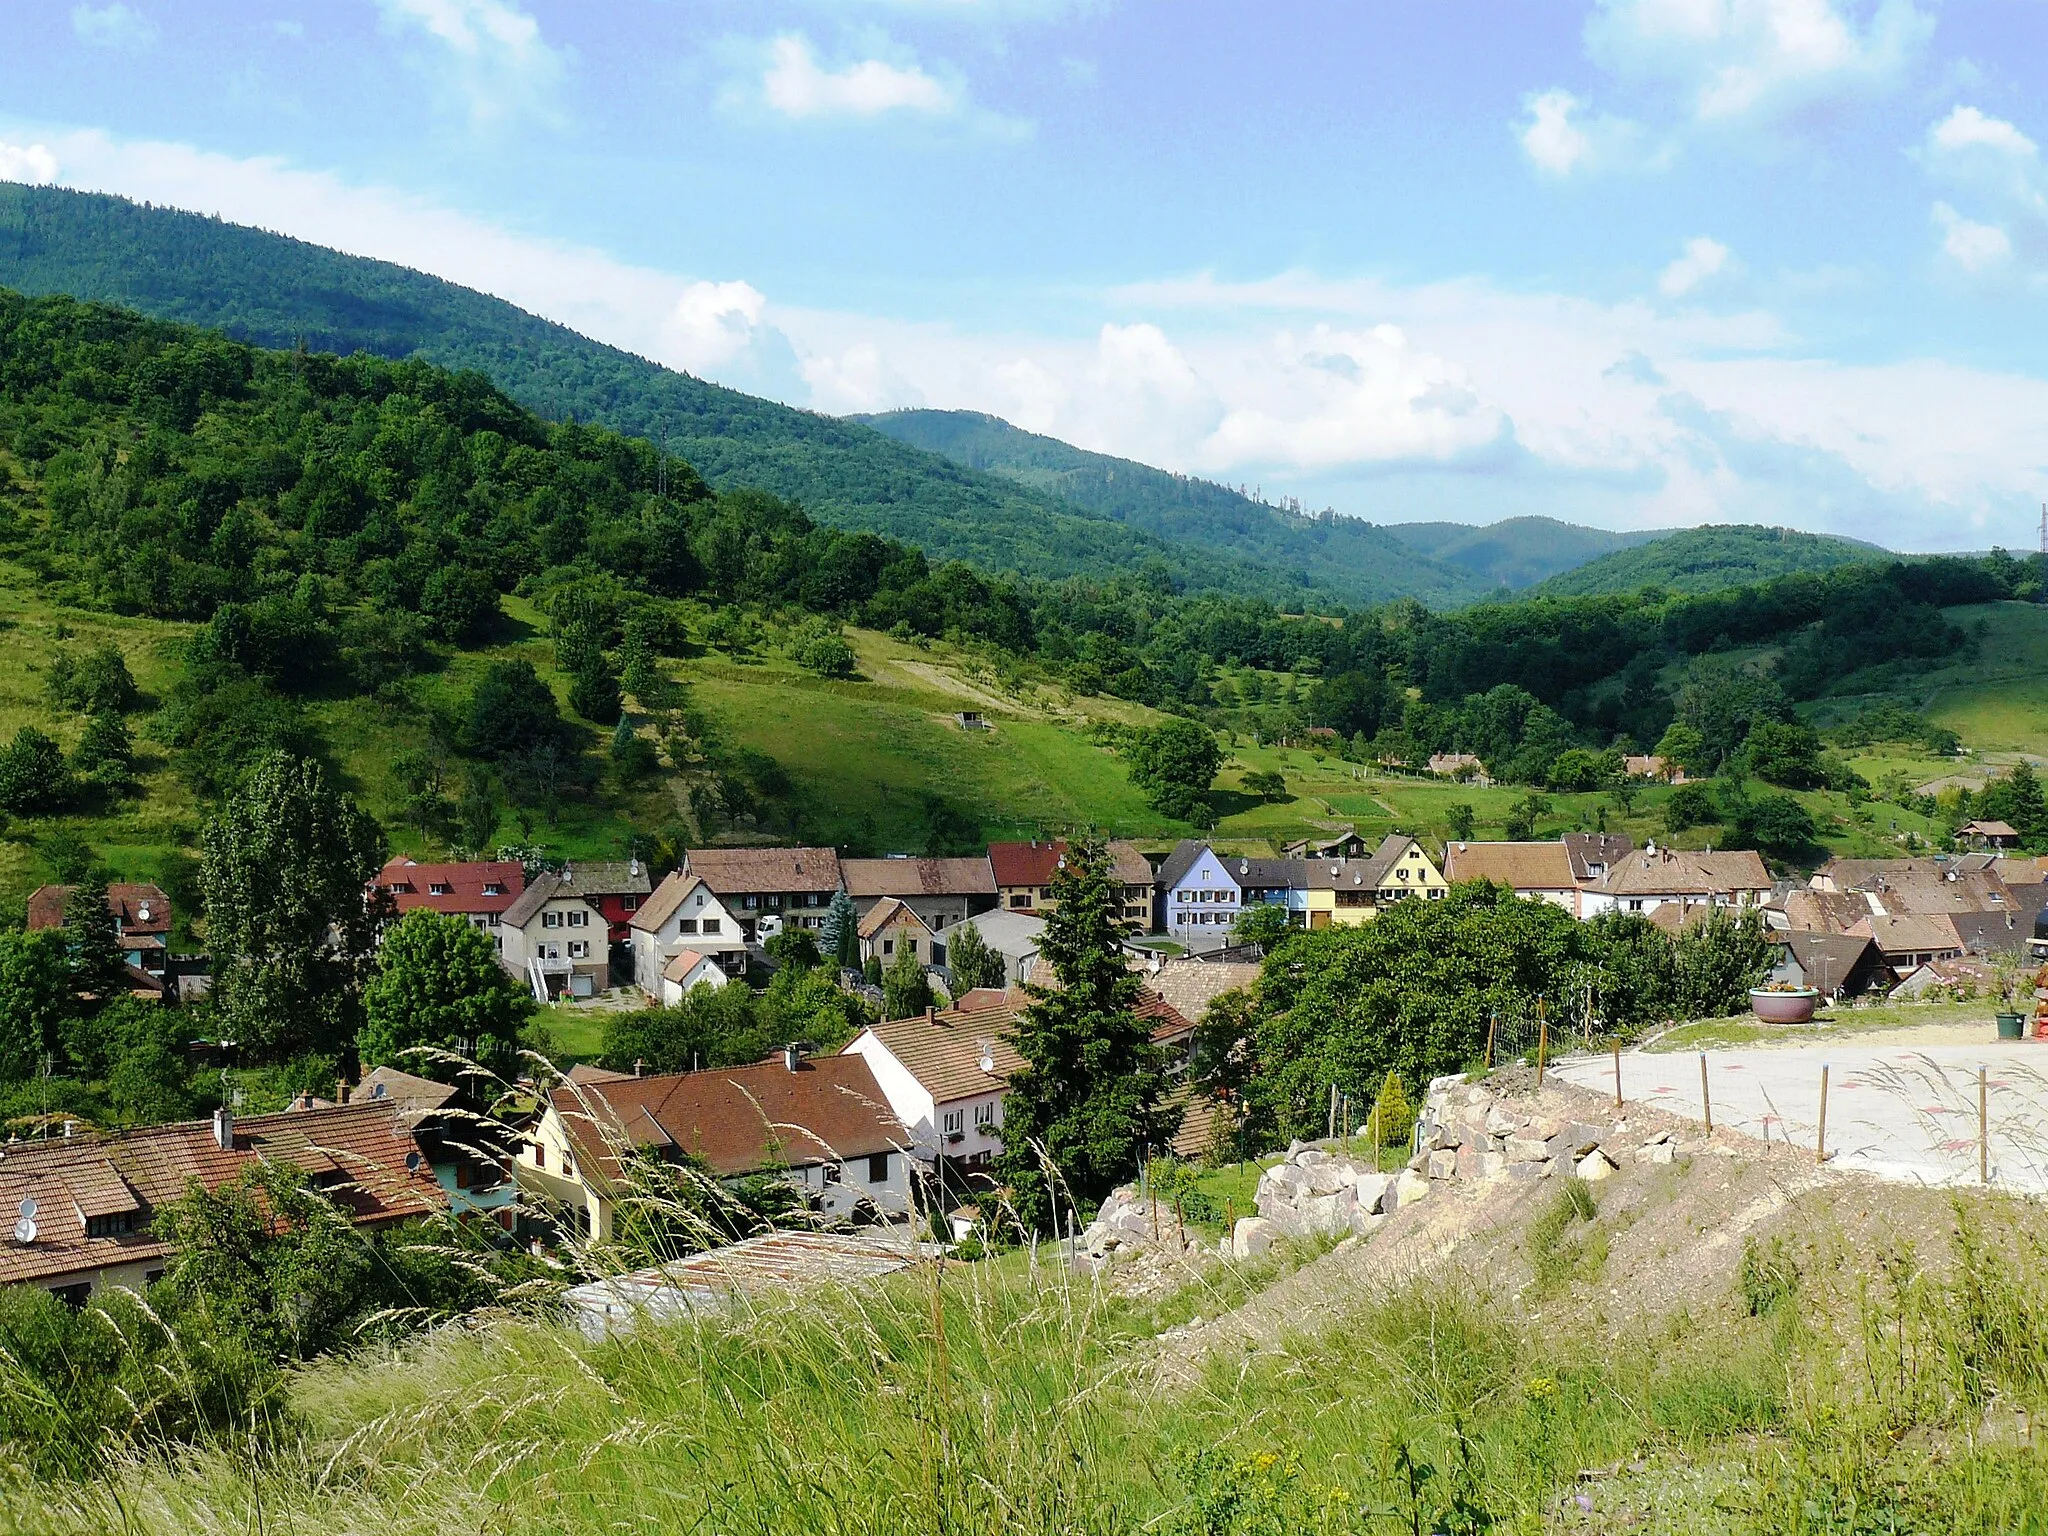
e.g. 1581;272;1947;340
3;1;2046;550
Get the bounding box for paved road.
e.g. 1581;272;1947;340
1550;1043;2048;1193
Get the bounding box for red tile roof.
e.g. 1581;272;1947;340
551;1055;905;1181
27;883;171;937
376;859;525;917
987;840;1067;888
0;1102;443;1289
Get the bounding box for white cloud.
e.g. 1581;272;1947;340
1519;89;1592;175
1586;0;1934;122
1514;87;1665;177
0;141;60;184
1933;202;2013;273
72;4;157;50
1658;235;1733;296
372;0;564;126
760;34;957;119
664;280;769;369
1930;104;2036;159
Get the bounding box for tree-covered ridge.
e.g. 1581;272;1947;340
852;407;1489;608
0;183;1372;603
1526;523;1889;598
1379;516;1659;590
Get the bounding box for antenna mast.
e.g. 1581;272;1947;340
2039;501;2045;558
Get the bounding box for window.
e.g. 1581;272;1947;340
567;909;588;928
973;1101;995;1127
542;911;561;929
1011;893;1031;909
1628;900;1644;913
86;1211;135;1237
766;894;783;909
678;918;698;934
542;943;560;960
623;896;638;912
532;1143;545;1168
703;919;721;935
744;895;760;910
823;1163;842;1184
1396;869;1409;881
483;881;504;896
569;941;589;959
429;882;451;896
50;1283;91;1310
693;892;705;908
942;1109;964;1138
868;1152;890;1184
882;939;894;956
144;1268;164;1286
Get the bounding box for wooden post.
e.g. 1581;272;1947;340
1612;1041;1623;1110
1485;1011;1498;1070
1816;1063;1830;1164
1535;997;1549;1089
1327;1081;1338;1141
1699;1052;1712;1136
1980;1064;1990;1186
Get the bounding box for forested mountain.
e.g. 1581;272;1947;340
1380;516;1658;589
851;408;1489;608
0;184;1337;602
1528;524;1889;598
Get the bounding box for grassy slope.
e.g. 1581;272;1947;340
1379;515;1658;589
852;407;1489;608
1528;523;1890;598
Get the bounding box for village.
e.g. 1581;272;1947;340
11;810;2047;1317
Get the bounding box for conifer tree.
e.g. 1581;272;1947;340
64;874;127;1003
821;890;860;971
996;837;1173;1231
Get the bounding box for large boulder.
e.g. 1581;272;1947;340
1232;1217;1276;1259
1504;1136;1551;1163
1354;1171;1394;1215
1395;1168;1430;1208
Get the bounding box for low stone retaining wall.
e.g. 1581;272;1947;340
1236;1075;1687;1258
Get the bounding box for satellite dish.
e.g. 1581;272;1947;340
18;1198;36;1221
12;1217;35;1245
404;1151;422;1172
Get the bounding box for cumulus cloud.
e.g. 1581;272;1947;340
1658;236;1734;297
1515;88;1659;176
1585;0;1933;122
1921;106;2048;277
1930;104;2037;159
1932;202;2013;274
72;4;156;50
372;0;565;126
760;34;957;119
0;141;60;185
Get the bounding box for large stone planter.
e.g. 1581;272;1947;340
1749;987;1818;1025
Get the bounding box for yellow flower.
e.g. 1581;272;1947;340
1253;1451;1280;1471
1524;1375;1559;1401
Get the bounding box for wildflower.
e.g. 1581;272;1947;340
1524;1375;1558;1401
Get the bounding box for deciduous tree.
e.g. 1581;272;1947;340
359;908;532;1070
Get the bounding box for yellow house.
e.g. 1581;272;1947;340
1299;834;1448;928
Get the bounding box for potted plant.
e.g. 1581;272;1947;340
1990;948;2029;1041
1749;981;1820;1026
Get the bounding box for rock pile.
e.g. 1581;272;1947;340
1239;1076;1690;1258
1077;1185;1202;1271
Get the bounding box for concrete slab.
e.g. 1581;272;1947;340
1551;1044;2048;1193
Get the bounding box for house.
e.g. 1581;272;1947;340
516;1049;911;1240
1581;846;1772;920
844;997;1023;1170
935;909;1044;988
1282;828;1371;860
1809;857;2021;918
1442;841;1583;913
628;871;749;997
1950;909;2038;958
1890;955;2001;1001
346;1066;518;1226
1158;841;1244;940
659;951;730;1002
1623;755;1687;783
28;881;173;981
549;859;653;945
1232;856;1307;922
1148;958;1262;1030
0;1102;442;1306
1765;932;1884;998
1847;913;1965;975
1563;833;1632;885
1108;842;1161;931
840;856;999;933
988;840;1066;913
1427;753;1488;783
373;859;524;952
499;871;609;999
681;847;843;940
858;898;937;968
1769;888;1877;935
1961;820;2022;850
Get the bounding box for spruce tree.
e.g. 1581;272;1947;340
64;875;128;1003
996;837;1173;1231
821;890;860;971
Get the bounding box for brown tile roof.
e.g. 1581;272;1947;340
1562;833;1633;882
550;1055;905;1181
1774;888;1873;934
859;1004;1026;1105
685;847;843;896
631;870;705;934
842;857;997;900
1107;841;1158;887
27;882;171;936
1442;841;1577;890
375;859;524;918
1591;848;1771;898
857;897;932;942
554;860;653;898
349;1067;460;1116
987;840;1066;888
1863;869;2019;916
502;869;604;929
1847;913;1965;957
0;1102;442;1289
661;949;713;983
1148;959;1261;1025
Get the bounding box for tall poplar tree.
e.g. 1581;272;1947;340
996;837;1173;1231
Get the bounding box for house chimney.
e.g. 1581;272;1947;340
926;1005;936;1022
212;1106;233;1151
634;1058;646;1077
783;1042;806;1072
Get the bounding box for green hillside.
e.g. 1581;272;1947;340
0;182;1312;601
1529;523;1888;597
852;408;1488;608
1380;515;1658;589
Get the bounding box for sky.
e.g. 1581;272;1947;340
2;1;2046;551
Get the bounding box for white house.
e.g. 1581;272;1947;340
658;950;730;1003
1157;841;1244;941
1578;846;1773;920
843;997;1023;1171
629;871;748;998
499;871;610;998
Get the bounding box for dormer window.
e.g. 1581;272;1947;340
483;881;504;897
429;882;451;896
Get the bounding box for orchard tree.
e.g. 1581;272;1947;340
944;919;1002;992
359;908;533;1070
1230;901;1294;951
0;727;72;815
1128;719;1222;822
997;838;1174;1230
199;753;386;1060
